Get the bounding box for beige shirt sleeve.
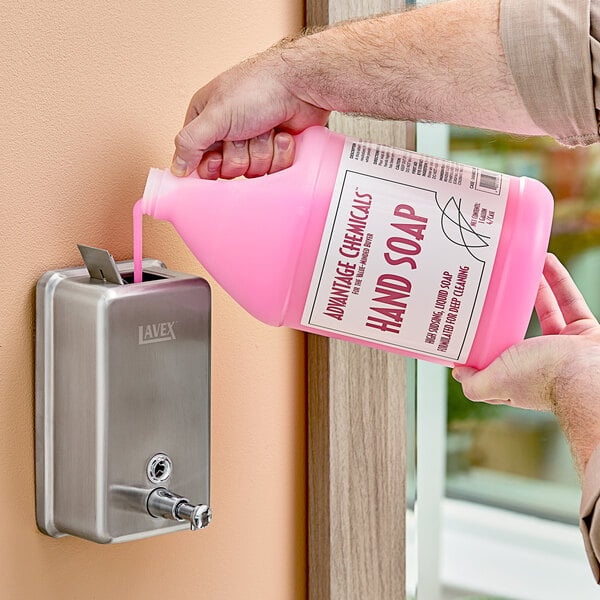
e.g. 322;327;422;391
500;0;600;146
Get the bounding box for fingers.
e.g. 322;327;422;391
269;132;295;173
535;274;565;335
194;131;296;179
245;130;295;177
246;131;274;178
220;141;250;179
196;151;223;180
543;253;596;325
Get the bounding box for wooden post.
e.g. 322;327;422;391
306;2;413;599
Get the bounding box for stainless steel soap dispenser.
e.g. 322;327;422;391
35;248;211;543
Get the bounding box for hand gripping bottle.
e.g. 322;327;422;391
139;125;553;368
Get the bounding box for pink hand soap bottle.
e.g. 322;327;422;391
140;125;553;368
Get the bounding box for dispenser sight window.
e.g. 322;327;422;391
147;453;173;483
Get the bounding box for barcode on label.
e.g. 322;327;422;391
476;170;501;194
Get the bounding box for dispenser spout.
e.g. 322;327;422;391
147;488;212;531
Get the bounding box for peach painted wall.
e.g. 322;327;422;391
0;2;306;598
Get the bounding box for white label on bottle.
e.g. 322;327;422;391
301;137;509;363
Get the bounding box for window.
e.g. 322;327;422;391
445;126;600;524
411;122;600;600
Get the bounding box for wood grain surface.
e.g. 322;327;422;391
306;1;411;598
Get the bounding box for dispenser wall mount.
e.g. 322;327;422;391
35;257;211;543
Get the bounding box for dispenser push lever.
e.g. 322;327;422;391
147;488;212;531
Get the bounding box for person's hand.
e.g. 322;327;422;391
171;48;330;180
452;253;600;472
170;0;546;180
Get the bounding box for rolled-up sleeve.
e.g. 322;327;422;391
581;444;600;582
500;0;600;146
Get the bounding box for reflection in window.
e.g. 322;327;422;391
445;128;600;524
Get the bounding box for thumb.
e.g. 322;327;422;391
452;359;513;405
452;339;560;411
171;105;227;176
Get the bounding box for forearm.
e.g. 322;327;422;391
557;406;600;478
279;0;544;136
553;350;600;476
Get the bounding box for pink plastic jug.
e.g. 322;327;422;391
138;125;553;368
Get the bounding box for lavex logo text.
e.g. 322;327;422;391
138;322;177;345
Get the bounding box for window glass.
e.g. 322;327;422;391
445;128;600;523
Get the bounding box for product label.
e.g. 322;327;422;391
301;137;509;362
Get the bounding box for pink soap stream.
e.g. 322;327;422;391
133;199;143;283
